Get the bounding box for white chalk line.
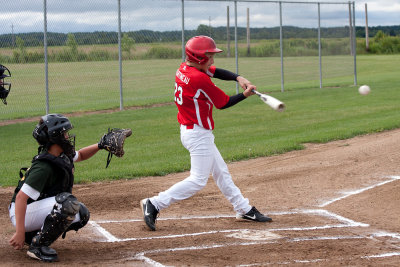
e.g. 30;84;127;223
362;252;400;259
133;253;167;267
129;235;399;267
88;175;400;265
238;252;400;266
372;231;400;240
129;236;356;267
89;209;369;243
91;209;366;227
89;221;119;243
93;211;311;224
319;175;400;207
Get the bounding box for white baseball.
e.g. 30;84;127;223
358;85;371;95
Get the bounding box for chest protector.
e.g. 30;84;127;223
13;153;74;204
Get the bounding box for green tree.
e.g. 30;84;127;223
121;33;135;59
66;33;78;60
196;24;213;37
14;36;27;63
374;30;386;42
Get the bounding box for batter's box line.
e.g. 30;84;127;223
129;235;368;266
131;238;400;267
371;231;400;241
319;175;400;207
89;209;368;243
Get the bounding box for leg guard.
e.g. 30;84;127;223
62;202;90;239
31;193;80;247
25;231;38;245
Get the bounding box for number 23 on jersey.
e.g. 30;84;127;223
174;83;183;105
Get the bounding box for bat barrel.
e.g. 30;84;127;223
253;90;285;112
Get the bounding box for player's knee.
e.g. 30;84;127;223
55;192;80;217
77;202;90;229
67;202;90;232
189;174;208;188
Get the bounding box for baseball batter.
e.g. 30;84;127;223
141;36;272;231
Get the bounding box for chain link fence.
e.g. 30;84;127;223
0;0;356;121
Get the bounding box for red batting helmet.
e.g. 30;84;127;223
185;36;223;65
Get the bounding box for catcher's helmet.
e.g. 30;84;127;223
33;114;75;157
185;36;223;65
0;64;11;105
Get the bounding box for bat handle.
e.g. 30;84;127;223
251;89;261;96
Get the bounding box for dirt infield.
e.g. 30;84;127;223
1;129;400;266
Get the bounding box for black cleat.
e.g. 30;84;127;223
140;198;159;231
27;244;58;262
236;206;272;222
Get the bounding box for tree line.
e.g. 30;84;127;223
0;25;399;48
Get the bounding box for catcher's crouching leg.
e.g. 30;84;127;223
27;193;80;262
62;202;90;239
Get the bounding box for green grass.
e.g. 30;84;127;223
2;54;362;121
1;54;400;187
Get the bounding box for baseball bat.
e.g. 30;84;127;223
252;89;285;112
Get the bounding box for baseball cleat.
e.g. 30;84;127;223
140;198;159;231
236;206;272;222
27;244;58;262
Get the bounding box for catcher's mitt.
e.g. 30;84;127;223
98;128;132;168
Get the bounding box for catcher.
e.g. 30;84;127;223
8;113;131;262
0;64;12;105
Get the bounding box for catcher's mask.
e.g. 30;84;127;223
33;114;76;158
0;64;11;105
185;36;223;65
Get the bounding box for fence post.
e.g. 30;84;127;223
118;0;123;110
365;3;369;51
247;7;250;57
348;2;353;56
234;0;239;94
352;1;357;85
279;1;284;92
43;0;49;114
181;0;185;62
227;6;230;57
318;2;322;89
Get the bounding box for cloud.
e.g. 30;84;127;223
0;0;398;34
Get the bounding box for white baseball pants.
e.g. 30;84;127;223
9;196;81;232
150;124;251;215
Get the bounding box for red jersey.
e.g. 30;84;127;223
174;63;230;130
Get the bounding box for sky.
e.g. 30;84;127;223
0;0;399;34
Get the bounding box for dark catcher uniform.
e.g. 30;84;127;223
9;150;88;234
8;114;89;262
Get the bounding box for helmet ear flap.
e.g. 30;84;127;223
33;122;49;145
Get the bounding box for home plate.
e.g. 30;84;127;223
226;230;281;241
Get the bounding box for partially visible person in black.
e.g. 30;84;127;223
9;113;104;262
0;64;11;105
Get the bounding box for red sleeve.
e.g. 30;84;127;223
206;65;216;77
199;75;229;109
